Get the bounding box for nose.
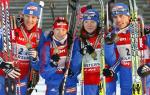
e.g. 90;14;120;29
116;16;121;23
28;16;32;21
87;21;92;26
57;29;64;34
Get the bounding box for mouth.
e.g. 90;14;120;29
117;23;123;26
87;27;94;30
26;23;33;26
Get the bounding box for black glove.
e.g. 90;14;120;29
51;54;60;62
144;26;150;35
105;33;117;45
86;45;95;54
80;45;95;55
28;48;38;61
0;61;13;70
50;54;60;67
50;61;58;67
0;61;19;75
80;48;86;55
137;64;150;77
103;68;114;77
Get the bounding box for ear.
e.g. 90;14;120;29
128;16;131;19
37;18;39;22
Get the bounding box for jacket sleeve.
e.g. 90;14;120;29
146;34;150;48
31;31;50;71
70;37;82;75
0;28;3;51
37;32;49;53
39;42;57;80
104;43;120;73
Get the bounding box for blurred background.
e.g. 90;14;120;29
0;0;149;31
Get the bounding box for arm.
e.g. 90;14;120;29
39;42;57;80
70;38;82;75
103;40;121;78
0;28;3;51
105;43;120;71
0;28;20;78
146;34;150;48
30;31;51;71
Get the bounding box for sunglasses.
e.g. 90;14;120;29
83;12;98;19
112;8;129;15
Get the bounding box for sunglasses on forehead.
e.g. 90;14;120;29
83;12;98;18
112;8;129;15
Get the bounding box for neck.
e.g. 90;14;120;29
53;35;68;44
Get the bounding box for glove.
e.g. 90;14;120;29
50;61;58;67
103;68;114;77
28;48;38;61
105;33;118;45
51;54;60;62
137;64;150;77
144;27;150;35
80;48;86;55
0;57;20;78
80;45;95;55
1;62;20;79
0;61;13;69
50;54;60;67
86;45;95;54
3;67;20;79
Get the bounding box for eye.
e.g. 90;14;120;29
119;15;124;18
24;15;29;18
32;16;37;19
84;21;88;24
91;20;95;24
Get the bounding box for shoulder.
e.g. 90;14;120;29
43;41;51;47
37;28;42;35
74;37;81;43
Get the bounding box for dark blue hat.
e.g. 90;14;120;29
22;2;40;17
83;9;100;25
112;3;130;17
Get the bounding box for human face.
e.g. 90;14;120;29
83;20;97;34
53;23;68;41
113;14;130;29
23;14;38;31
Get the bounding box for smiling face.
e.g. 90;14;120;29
83;20;97;34
23;14;38;31
53;22;68;41
113;14;130;29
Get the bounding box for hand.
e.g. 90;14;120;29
2;62;21;79
144;26;150;35
51;54;60;62
103;68;114;77
137;64;150;77
80;48;86;55
105;33;118;44
50;61;58;67
86;45;95;54
80;45;95;55
0;60;13;69
28;48;38;60
5;68;21;79
50;54;60;67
